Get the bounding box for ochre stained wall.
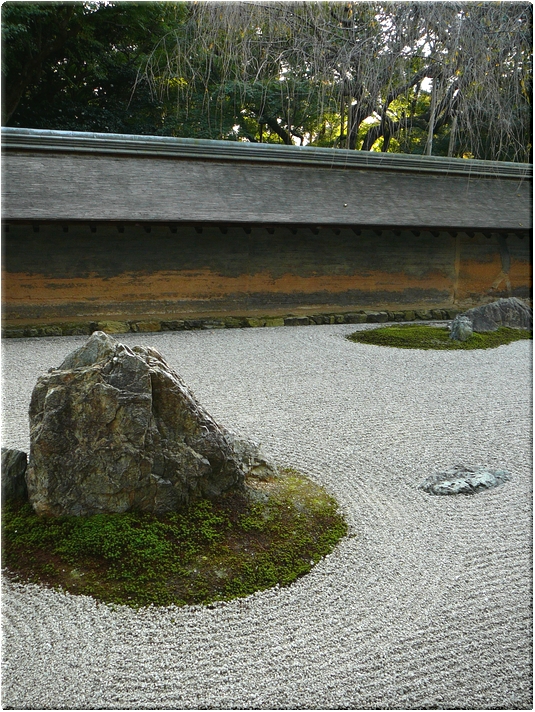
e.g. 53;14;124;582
2;223;531;324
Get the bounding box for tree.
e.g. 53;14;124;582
144;2;532;161
2;2;183;133
3;2;532;161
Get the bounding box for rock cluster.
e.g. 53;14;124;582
450;297;532;340
26;332;277;517
420;464;510;495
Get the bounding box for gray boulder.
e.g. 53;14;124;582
449;315;473;342
467;297;532;332
449;297;532;341
420;464;510;495
1;448;28;502
27;331;277;517
466;297;531;333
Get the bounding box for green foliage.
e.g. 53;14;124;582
2;468;347;608
3;2;531;161
2;2;183;132
142;2;532;160
347;325;533;350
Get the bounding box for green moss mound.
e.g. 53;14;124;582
347;324;532;350
2;468;347;608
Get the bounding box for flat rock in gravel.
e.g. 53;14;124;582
1;447;28;502
420;464;511;495
26;331;276;516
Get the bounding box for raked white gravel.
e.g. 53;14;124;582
1;324;532;709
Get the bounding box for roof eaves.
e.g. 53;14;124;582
2;127;532;180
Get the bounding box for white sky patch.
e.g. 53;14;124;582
420;77;433;92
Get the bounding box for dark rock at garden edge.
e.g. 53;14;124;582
1;448;28;502
449;315;473;342
27;331;277;516
450;297;532;340
420;464;510;495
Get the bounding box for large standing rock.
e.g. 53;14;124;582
1;448;28;502
27;332;276;517
450;297;532;340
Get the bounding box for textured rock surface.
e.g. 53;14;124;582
420;464;510;495
464;297;531;333
26;332;275;516
226;435;278;481
1;447;28;502
449;315;473;341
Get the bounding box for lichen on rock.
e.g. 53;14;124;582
26;331;277;516
420;464;510;495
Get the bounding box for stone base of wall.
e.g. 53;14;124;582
2;307;461;338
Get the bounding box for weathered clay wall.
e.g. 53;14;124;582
2;223;531;324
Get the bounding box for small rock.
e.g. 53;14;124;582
226;435;278;481
264;317;285;327
284;317;309;326
224;317;246;328
41;326;63;337
96;321;131;334
430;309;446;320
134;321;162;333
244;317;266;328
184;319;205;330
449;315;473;341
344;313;367;324
420;465;510;495
161;320;186;331
366;312;389;323
1;448;28;502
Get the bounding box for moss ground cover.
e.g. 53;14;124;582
347;324;532;350
2;468;347;608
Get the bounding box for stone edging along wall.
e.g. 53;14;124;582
2;308;460;338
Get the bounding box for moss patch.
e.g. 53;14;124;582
347;324;532;350
2;468;347;608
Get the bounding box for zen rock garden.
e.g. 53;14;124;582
2;296;530;514
4;331;278;517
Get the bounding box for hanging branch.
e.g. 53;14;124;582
141;1;532;161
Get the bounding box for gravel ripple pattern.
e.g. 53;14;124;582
1;325;532;709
